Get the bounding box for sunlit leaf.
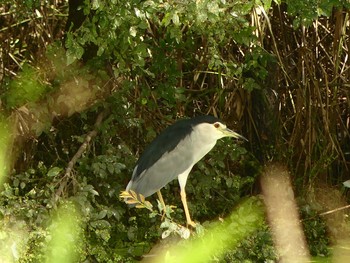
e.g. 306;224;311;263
177;226;190;239
172;12;180;26
140;194;145;203
162;229;171;239
126;199;139;205
47;167;63;177
343;180;350;188
144;201;153;210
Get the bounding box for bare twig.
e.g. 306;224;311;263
65;111;105;178
54;110;108;201
319;204;350;217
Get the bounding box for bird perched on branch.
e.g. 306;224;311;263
124;115;246;227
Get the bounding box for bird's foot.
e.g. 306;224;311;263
158;201;177;221
161;210;166;221
186;220;197;228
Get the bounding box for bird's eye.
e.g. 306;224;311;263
214;123;220;128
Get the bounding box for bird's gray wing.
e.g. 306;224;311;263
132;119;192;179
129;135;195;197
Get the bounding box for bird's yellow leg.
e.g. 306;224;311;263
180;190;196;227
157;190;167;220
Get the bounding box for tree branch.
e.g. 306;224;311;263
54;110;108;201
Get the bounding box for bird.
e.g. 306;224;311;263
124;115;247;227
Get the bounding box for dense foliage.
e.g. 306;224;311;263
1;0;350;262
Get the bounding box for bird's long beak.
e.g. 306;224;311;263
222;127;248;141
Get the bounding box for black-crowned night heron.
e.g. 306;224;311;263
125;115;246;227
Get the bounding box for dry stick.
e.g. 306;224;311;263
54;110;107;201
258;5;292;84
319;204;350;217
319;66;349;170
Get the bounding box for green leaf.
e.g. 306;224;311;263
13;178;19;187
96;210;107;220
162;12;172;27
172;12;180;26
47;167;63;177
129;26;137;37
90;220;111;229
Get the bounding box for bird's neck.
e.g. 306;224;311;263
190;130;217;163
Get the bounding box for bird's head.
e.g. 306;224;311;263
210;121;247;141
192;116;247;142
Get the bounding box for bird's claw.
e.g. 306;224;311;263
187;220;197;228
160;209;166;221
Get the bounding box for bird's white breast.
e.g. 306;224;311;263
188;124;218;163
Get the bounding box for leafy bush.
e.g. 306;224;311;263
225;224;277;262
300;205;331;257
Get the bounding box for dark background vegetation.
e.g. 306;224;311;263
0;0;349;261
